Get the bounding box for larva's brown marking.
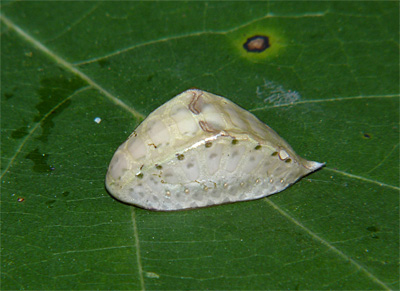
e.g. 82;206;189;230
188;90;203;115
148;143;157;149
105;89;324;211
199;120;217;133
128;131;138;139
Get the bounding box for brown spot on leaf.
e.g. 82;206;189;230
363;133;372;139
243;35;270;53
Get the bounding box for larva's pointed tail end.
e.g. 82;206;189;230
305;160;326;172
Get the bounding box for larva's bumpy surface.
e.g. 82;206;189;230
105;89;324;211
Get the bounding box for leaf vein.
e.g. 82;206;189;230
52;245;134;255
264;198;391;290
250;94;399;112
0;86;90;179
131;208;145;291
366;143;399;174
45;3;101;43
74;11;327;66
325;167;399;190
0;14;144;120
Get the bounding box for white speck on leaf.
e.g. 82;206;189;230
94;117;102;124
145;271;160;279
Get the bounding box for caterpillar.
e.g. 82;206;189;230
105;89;324;211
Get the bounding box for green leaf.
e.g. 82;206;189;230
1;2;398;290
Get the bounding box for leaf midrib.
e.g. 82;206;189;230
0;14;145;121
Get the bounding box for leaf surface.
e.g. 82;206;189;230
1;2;398;290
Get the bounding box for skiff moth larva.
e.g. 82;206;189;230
105;89;324;211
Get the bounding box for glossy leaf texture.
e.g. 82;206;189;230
1;2;398;290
